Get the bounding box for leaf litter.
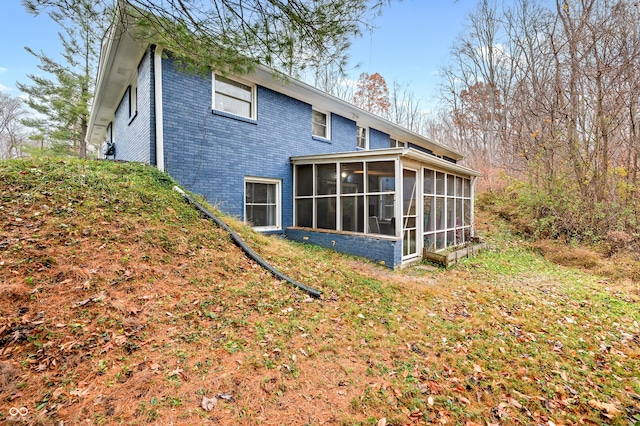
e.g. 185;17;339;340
0;158;638;425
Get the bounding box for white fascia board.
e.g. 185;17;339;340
402;148;481;177
291;147;480;178
290;147;405;164
87;13;148;147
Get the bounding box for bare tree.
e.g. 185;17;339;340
310;63;355;100
384;79;425;133
441;0;640;237
0;92;28;159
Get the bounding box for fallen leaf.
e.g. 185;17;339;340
378;418;387;426
507;397;522;409
427;395;434;406
458;396;471;405
217;393;234;401
168;368;187;380
100;341;114;353
588;399;621;416
201;396;217;411
70;388;89;397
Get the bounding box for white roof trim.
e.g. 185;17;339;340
87;9;148;147
291;147;480;178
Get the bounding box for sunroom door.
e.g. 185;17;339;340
402;168;418;259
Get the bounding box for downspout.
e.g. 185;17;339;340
173;186;322;299
470;176;478;237
154;46;165;172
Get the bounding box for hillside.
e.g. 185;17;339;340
0;158;639;425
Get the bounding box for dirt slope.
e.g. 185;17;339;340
1;159;639;426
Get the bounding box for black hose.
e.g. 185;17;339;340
173;186;322;299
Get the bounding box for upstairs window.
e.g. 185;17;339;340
128;70;138;121
214;75;255;119
390;138;405;148
312;109;329;139
356;126;368;149
128;84;137;119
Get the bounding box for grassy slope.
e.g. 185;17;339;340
0;158;638;425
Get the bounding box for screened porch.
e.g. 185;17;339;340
287;148;480;268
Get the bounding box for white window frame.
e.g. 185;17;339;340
422;169;472;252
293;160;397;236
356;125;368;149
312;108;330;139
128;71;138;121
212;74;257;120
244;177;281;231
390;138;405;148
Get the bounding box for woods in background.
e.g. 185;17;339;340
437;0;640;242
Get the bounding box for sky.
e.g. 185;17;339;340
346;0;478;107
0;1;64;95
0;0;478;107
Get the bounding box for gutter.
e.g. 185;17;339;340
173;186;322;299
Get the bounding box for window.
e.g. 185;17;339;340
128;71;138;121
423;169;472;251
245;177;281;230
356;126;368;149
294;160;396;236
214;75;255;119
312;109;329;139
128;85;137;119
390;138;405;148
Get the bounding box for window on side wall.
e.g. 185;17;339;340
128;71;138;121
356;126;368;149
245;177;281;230
312;109;329;139
213;75;255;119
390;138;405;148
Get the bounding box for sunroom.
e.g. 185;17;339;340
285;147;480;269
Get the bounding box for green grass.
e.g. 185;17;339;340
0;158;638;425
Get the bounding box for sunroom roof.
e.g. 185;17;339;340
290;147;481;178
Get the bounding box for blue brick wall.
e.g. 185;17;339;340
285;228;402;269
160;56;378;226
112;50;153;162
369;128;390;150
330;114;356;150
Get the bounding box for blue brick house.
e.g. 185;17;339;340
87;12;480;269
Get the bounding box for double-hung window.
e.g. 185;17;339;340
213;75;255;119
312;109;329;139
245;177;281;230
356;126;368;149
